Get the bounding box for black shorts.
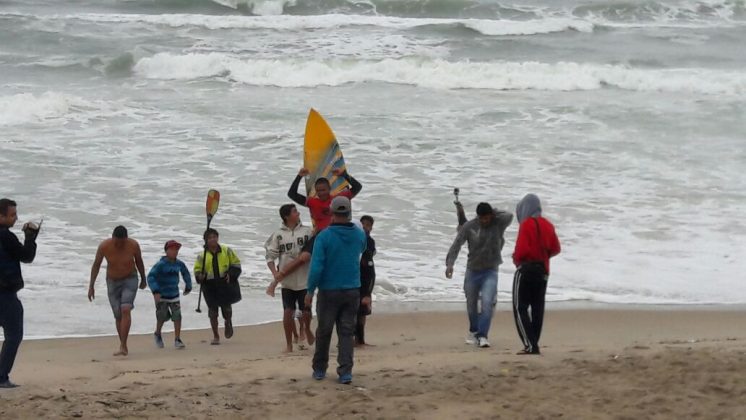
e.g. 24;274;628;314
281;288;307;311
202;278;242;310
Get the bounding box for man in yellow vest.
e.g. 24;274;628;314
194;228;241;345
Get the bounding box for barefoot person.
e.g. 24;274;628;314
446;203;513;349
88;225;147;356
512;194;561;355
194;228;242;345
0;198;39;389
272;231;319;347
355;215;376;347
147;240;192;350
265;204;313;352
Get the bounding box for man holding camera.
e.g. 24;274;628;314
0;198;39;389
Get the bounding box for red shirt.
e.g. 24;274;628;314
513;216;561;274
307;189;353;231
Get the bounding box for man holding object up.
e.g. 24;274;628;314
0;198;39;389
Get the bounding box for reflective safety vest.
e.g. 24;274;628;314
194;245;241;280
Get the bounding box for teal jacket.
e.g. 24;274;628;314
147;257;192;300
307;223;366;295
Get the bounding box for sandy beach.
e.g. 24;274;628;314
1;306;745;419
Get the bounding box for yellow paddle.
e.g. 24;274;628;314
196;189;220;313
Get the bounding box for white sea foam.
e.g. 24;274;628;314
0;92;94;125
209;0;298;15
0;92;150;126
13;12;594;36
133;53;746;95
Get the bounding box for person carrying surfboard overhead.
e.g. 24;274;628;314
287;167;362;231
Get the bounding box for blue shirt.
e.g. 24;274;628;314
147;257;192;300
307;223;367;294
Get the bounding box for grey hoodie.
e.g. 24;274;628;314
516;193;542;223
446;208;513;271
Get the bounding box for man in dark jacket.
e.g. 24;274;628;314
0;198;39;388
356;215;376;346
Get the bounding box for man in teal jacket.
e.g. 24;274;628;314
304;196;366;384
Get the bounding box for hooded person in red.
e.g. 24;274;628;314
512;193;560;355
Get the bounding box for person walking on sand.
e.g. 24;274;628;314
446;202;513;349
355;215;376;347
512;194;560;355
194;228;242;345
287;167;362;231
305;196;366;384
271;230;318;346
265;204;314;352
147;240;192;350
0;198;39;388
88;225;147;357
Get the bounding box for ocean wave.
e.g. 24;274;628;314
0;92;147;126
203;0;746;22
0;92;89;125
573;0;745;23
4;0;741;21
133;53;746;95
15;12;593;36
209;0;299;15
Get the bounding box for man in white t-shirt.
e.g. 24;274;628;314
265;204;314;352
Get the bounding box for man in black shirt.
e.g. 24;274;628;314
0;198;39;389
356;215;376;346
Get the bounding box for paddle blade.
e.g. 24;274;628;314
206;190;220;218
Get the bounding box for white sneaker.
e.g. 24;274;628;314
465;332;477;345
478;337;491;348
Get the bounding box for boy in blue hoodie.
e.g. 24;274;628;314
147;240;192;349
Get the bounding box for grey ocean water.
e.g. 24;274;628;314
1;0;745;337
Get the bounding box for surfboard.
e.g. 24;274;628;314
303;109;349;198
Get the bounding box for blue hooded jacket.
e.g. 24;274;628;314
147;257;192;300
307;223;367;295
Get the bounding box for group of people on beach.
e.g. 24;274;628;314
0;169;559;387
81;166;374;385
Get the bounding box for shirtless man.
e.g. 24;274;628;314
88;226;147;356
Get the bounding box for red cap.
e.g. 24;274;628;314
164;240;182;252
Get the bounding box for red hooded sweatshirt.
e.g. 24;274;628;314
513;216;561;275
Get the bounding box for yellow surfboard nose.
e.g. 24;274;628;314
303;109;349;198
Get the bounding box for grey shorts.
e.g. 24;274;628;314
107;275;139;319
